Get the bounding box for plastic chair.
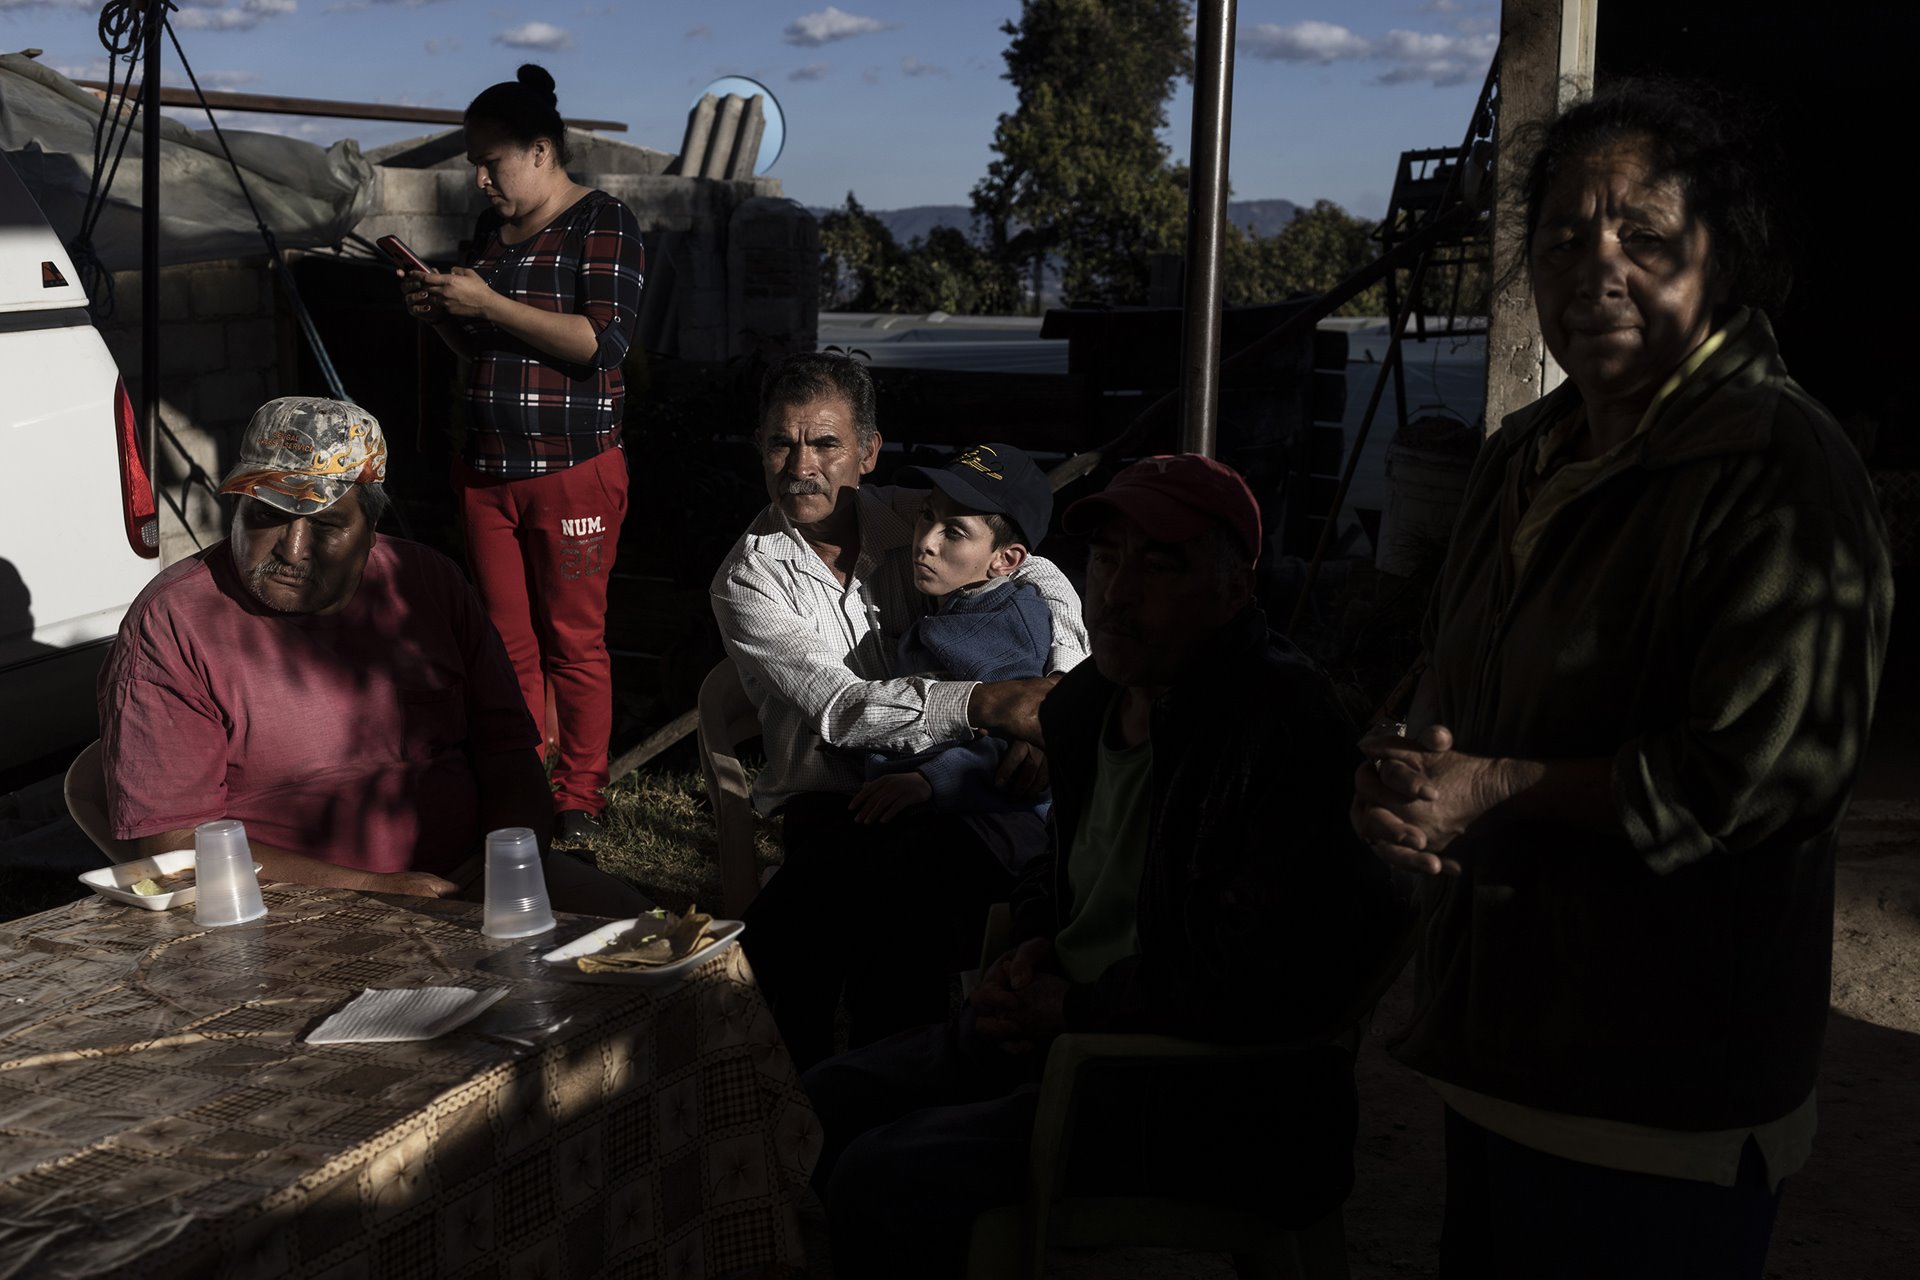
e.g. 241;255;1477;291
696;657;765;919
63;739;141;863
964;1034;1354;1280
965;911;1418;1280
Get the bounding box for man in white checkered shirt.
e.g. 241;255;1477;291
711;353;1089;1068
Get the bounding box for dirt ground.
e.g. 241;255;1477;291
1030;800;1920;1280
1334;796;1920;1280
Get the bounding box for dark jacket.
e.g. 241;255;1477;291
1397;310;1894;1129
867;580;1052;818
1009;604;1407;1044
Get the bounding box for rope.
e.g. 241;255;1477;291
66;0;170;316
164;21;354;407
63;6;415;539
165;21;414;538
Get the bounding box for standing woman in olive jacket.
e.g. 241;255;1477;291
1351;82;1893;1279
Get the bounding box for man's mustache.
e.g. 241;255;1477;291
252;558;309;582
780;479;827;497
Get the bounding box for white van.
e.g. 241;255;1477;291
1;151;159;771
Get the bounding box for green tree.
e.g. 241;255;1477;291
818;195;1025;315
892;226;1025;316
972;0;1193;308
818;193;898;311
1220;200;1388;315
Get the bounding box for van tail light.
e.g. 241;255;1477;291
114;377;159;558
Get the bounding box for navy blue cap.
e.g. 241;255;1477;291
896;443;1051;550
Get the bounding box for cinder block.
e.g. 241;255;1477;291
683;288;729;333
374;167;439;216
98;268;192;321
169;322;230;376
155;377;195;428
354;213;466;263
189;266;264;318
109;270;142;312
198;368;267;427
226;318;279;370
687;252;724;290
435;169;488;217
679;326;727;363
601;176;701;231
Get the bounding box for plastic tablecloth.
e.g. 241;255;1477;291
0;886;818;1278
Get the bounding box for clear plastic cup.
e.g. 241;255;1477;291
481;827;555;939
193;819;267;927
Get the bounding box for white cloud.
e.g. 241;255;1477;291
1241;20;1494;87
495;21;573;52
900;55;947;78
48;59;115;82
183;68;264;91
1242;20;1372;63
860;65;882;86
172;0;297;32
789;63;830;82
424;36;463;55
784;6;890;48
0;0;97;10
175;110;337;141
1419;0;1463;12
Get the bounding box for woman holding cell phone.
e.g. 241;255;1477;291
396;62;645;855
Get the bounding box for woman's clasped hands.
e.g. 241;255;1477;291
1351;723;1518;877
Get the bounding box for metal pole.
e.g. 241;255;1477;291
141;0;163;494
1179;0;1235;459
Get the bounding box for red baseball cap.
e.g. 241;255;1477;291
1063;454;1262;563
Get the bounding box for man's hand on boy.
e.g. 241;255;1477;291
848;771;934;824
968;674;1062;745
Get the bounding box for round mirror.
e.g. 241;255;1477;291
694;76;786;176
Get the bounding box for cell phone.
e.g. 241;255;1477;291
377;234;433;275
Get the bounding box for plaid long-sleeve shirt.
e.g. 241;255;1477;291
459;190;645;477
710;485;1091;814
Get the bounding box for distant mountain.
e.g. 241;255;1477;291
874;205;979;245
808;199;1305;246
1223;198;1303;239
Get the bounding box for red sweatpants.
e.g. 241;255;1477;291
454;447;627;816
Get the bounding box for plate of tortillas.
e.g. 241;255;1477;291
540;908;744;984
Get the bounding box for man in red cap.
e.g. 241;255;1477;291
800;453;1407;1280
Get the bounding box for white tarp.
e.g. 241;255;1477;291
0;54;370;274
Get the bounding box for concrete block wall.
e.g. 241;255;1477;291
728;196;820;363
350;166;479;265
352;153;814;363
99;257;289;564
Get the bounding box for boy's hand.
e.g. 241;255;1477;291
848;771;934;824
995;740;1049;797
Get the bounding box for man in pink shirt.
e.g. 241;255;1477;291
98;396;646;912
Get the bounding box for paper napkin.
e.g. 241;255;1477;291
305;986;509;1044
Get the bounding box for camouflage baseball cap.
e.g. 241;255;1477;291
218;397;387;515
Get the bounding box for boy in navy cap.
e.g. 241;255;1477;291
848;444;1055;877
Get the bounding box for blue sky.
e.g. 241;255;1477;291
4;1;1497;219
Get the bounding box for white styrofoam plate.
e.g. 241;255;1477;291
540;916;745;984
77;849;261;911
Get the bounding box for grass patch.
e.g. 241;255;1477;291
595;769;782;913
